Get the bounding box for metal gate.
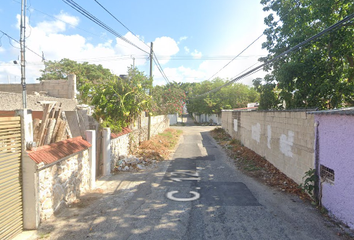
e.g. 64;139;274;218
0;116;23;240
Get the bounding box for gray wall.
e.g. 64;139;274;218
0;74;76;99
222;110;315;184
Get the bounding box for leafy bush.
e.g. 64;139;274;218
91;67;152;133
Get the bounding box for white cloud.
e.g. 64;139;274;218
35;18;64;34
27;12;79;34
179;36;187;41
191;50;202;59
0;13;152;83
153;37;179;64
178;36;188;44
153;65;208;86
56;11;80;27
152;52;267;87
184;46;190;53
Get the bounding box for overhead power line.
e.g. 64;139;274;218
92;0;171;84
93;0;150;49
207;33;263;81
153;53;171;84
62;0;150;54
191;12;354;99
153;55;265;60
0;30;43;59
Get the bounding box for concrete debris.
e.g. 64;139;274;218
137;164;145;170
114;155;158;172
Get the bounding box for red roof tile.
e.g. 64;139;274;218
27;136;91;164
111;127;132;139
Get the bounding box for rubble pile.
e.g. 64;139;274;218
114;155;159;172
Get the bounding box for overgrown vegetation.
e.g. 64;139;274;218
134;128;183;160
299;168;318;201
91;67;152;133
152;82;187;115
256;0;354;110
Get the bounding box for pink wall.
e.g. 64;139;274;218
316;114;354;228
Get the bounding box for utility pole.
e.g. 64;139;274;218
20;0;27;108
147;42;153;140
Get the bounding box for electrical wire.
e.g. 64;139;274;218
152;55;265;60
25;0;33;39
0;33;3;47
30;6;102;38
11;0;106;38
85;0;171;84
62;0;150;54
231;61;260;79
0;30;43;59
153;53;171;84
153;52;170;83
93;0;150;49
191;12;354;99
206;33;263;81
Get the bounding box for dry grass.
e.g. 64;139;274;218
134;128;183;160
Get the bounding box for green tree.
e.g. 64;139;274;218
260;0;354;109
187;78;260;114
38;58;114;103
90;67;152;133
253;78;279;110
152;82;187;115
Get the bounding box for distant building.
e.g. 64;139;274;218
247;102;259;108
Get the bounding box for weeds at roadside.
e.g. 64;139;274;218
134;128;183;160
210;127;311;200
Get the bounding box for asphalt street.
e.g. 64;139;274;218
36;116;344;240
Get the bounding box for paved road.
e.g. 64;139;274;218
37;116;344;240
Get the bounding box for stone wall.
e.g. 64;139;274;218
150;115;170;136
0;74;76;99
110;133;130;170
37;150;90;220
109;115;170;172
222;110;315;184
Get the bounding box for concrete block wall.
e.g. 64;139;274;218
0;74;76;99
222;110;315;184
168;114;178;125
193;113;221;125
130;114;170;142
222;110;241;140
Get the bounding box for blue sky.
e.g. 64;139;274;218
0;0;269;86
